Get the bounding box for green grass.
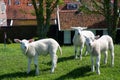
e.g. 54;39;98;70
0;44;120;80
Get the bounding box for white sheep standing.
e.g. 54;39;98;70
14;38;62;75
85;35;114;75
72;27;95;60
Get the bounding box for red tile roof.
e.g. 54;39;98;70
59;11;105;30
3;0;57;26
4;0;57;20
3;0;120;29
4;0;36;19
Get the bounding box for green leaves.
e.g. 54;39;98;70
79;0;104;15
31;0;61;39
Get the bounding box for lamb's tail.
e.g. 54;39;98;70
58;45;62;55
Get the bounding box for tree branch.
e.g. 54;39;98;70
31;0;38;15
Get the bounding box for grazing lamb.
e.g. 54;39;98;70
72;27;95;60
85;35;114;75
14;38;62;75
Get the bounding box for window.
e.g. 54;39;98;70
1;3;6;14
64;31;71;44
103;30;108;35
67;3;78;10
28;1;32;6
96;30;103;36
15;0;20;5
27;1;40;6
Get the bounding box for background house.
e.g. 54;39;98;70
57;0;120;45
0;0;58;43
5;0;57;26
0;0;120;44
5;0;37;26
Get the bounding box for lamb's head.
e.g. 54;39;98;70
20;39;29;53
85;37;94;52
86;38;92;46
14;39;34;54
74;29;82;36
71;27;87;36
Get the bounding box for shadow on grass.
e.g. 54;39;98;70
58;55;74;63
46;55;74;66
0;70;35;79
55;65;92;80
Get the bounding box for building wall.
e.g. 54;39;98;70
0;25;58;43
59;29;120;45
0;0;7;26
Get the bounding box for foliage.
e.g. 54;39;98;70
79;0;119;43
0;44;120;80
79;0;104;15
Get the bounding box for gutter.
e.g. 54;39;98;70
10;19;13;26
57;5;61;31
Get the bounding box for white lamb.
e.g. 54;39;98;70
85;35;114;75
14;38;62;75
72;27;95;60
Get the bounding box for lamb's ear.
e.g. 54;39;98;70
14;39;21;43
95;35;100;39
71;27;77;30
81;27;87;30
28;39;34;43
77;27;87;30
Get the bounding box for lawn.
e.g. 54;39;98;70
0;44;120;80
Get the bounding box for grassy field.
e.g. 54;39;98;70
0;44;120;80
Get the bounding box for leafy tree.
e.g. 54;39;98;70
103;0;119;43
80;0;119;43
31;0;62;39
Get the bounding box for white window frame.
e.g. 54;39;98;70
103;30;108;35
67;3;78;10
15;0;20;5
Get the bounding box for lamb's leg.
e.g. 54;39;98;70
54;55;58;68
84;50;88;56
79;45;84;60
34;56;39;75
74;46;78;59
50;53;57;73
96;55;101;75
91;55;95;72
110;43;114;67
84;44;88;56
27;58;32;74
104;51;108;64
111;51;114;67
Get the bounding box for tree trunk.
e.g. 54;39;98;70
104;0;119;43
111;0;119;43
104;0;112;37
31;0;58;39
